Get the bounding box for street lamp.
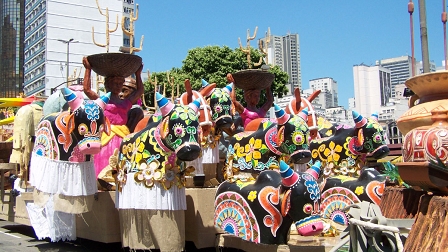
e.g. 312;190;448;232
57;38;79;86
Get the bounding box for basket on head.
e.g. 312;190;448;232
232;69;274;91
87;53;142;78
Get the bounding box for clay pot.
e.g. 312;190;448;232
402;110;448;164
397;71;448;135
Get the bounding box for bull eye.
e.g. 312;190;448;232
172;123;186;138
78;123;88;135
214;104;222;113
292;131;305;145
303;203;313;214
373;132;382;143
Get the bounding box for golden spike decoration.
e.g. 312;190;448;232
121;4;144;54
92;0;118;52
258;27;270;65
147;70;158;110
238;26;261;69
166;71;175;102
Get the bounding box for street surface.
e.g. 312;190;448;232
0;219;123;252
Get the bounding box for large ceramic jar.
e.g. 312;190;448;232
397;71;448;135
402;110;448;164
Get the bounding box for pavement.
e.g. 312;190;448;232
0;219;124;252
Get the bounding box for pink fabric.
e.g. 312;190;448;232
241;107;267;128
94;135;122;177
104;99;132;125
94;99;132;177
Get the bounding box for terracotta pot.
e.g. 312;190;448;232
402;110;448;164
397;71;448;135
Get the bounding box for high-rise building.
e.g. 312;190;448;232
375;55;436;98
309;77;338;108
24;0;135;97
1;0;25;98
353;64;391;116
260;33;301;95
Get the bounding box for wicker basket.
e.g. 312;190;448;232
87;53;142;77
232;69;274;90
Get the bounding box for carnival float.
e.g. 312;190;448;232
0;1;448;252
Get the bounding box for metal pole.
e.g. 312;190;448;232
443;0;447;70
418;0;430;73
57;38;78;86
409;0;415;77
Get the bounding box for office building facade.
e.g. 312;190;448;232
375;55;436;99
0;0;25;98
261;33;301;95
24;0;134;96
353;64;391;116
309;77;338;108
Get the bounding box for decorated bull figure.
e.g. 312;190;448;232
115;92;201;197
224;105;311;181
320;168;386;226
114;93;202;251
310;111;389;178
215;160;324;244
27;87;111;241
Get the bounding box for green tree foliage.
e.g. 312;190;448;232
143;45;289;108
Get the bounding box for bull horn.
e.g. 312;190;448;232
298;108;309;122
370;112;379;121
352;110;367;129
305;160;321;180
156;92;174;117
188;98;201;113
222;83;233;94
94;92;111;110
279;160;299;187
201;79;209;88
61;87;83;111
275;104;290;125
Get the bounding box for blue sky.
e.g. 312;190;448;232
134;1;446;108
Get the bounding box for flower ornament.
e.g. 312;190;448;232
162;163;181;190
292;131;305;146
117;159;129;192
323;141;343;163
248;191;257;202
172;123;186;138
134;160;163;188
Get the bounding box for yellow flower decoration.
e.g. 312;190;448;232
355;186;364;195
162;163;181;190
130;137;145;164
323;141;343;163
248;191;257;202
134;160;163;188
244;137;262;163
234;143;245;158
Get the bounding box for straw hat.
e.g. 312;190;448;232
87;53;142;78
232;69;274;90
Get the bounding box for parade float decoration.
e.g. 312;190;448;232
115;93;201;251
310;111;390;178
224;105;311;181
26;87;111;241
180;79;234;185
396;71;448;193
214;160;324;244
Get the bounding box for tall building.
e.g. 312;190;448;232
0;0;25;98
375;55;436;98
353;64;391;116
261;33;301;95
309;77;338;108
24;0;135;97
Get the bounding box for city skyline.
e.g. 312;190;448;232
133;1;447;109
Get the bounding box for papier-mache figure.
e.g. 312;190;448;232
82;56;144;179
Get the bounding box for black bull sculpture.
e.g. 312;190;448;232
215;160;324;244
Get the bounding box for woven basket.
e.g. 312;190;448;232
232;69;274;90
87;53;142;77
